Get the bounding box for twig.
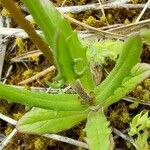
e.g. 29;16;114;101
112;128;137;149
98;0;108;25
57;3;150;14
0;27;42;39
0;16;6;81
113;128;129;140
0;129;17;150
100;24;123;30
2;65;13;83
19;66;56;85
135;0;150;23
63;14;125;39
0;134;5;142
0;27;97;40
11;50;43;62
44;134;88;149
108;0;131;4
122;96;150;106
0;113;17;125
61;0;67;7
107;19;150;34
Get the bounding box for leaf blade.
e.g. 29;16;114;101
23;0;94;90
85;111;111;150
102;63;150;108
0;83;87;111
17;108;87;134
94;36;142;104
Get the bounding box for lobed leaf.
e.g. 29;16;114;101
17;108;88;134
86;39;123;64
0;83;88;111
23;0;94;91
102;63;150;108
94;36;142;104
128;110;150;136
135;131;149;150
84;111;111;150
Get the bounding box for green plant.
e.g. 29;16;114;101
85;39;123;64
128;111;150;150
0;0;150;150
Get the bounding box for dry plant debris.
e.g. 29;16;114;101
0;0;150;150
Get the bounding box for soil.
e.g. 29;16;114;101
0;0;150;150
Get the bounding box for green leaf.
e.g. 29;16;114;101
128;110;150;136
53;31;83;85
140;29;150;45
17;108;87;134
102;63;150;108
84;111;111;150
94;36;142;104
135;131;150;150
0;83;88;111
23;0;94;91
86;39;123;64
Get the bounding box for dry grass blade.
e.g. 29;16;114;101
135;0;150;23
107;19;150;35
63;14;125;39
19;66;56;85
112;128;137;149
0;16;6;80
0;129;17;150
44;134;89;149
122;97;150;106
0;27;42;39
0;27;98;40
57;3;150;13
98;0;108;25
11;50;43;62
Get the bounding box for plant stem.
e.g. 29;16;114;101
73;80;94;105
0;0;54;64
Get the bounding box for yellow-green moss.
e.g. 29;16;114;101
29;55;40;62
13;112;23;120
109;103;130;128
15;37;26;55
4;125;13;136
142;90;150;101
84;16;97;26
22;69;37;79
107;13;112;23
143;78;150;89
124;18;131;25
100;15;107;24
0;106;8;114
131;0;139;4
1;8;10;16
120;110;130;124
34;138;45;150
129;101;139;109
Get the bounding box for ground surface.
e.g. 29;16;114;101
0;0;150;150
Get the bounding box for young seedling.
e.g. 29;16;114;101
128;111;150;150
0;0;150;149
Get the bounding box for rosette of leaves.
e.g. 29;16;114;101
0;0;150;150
